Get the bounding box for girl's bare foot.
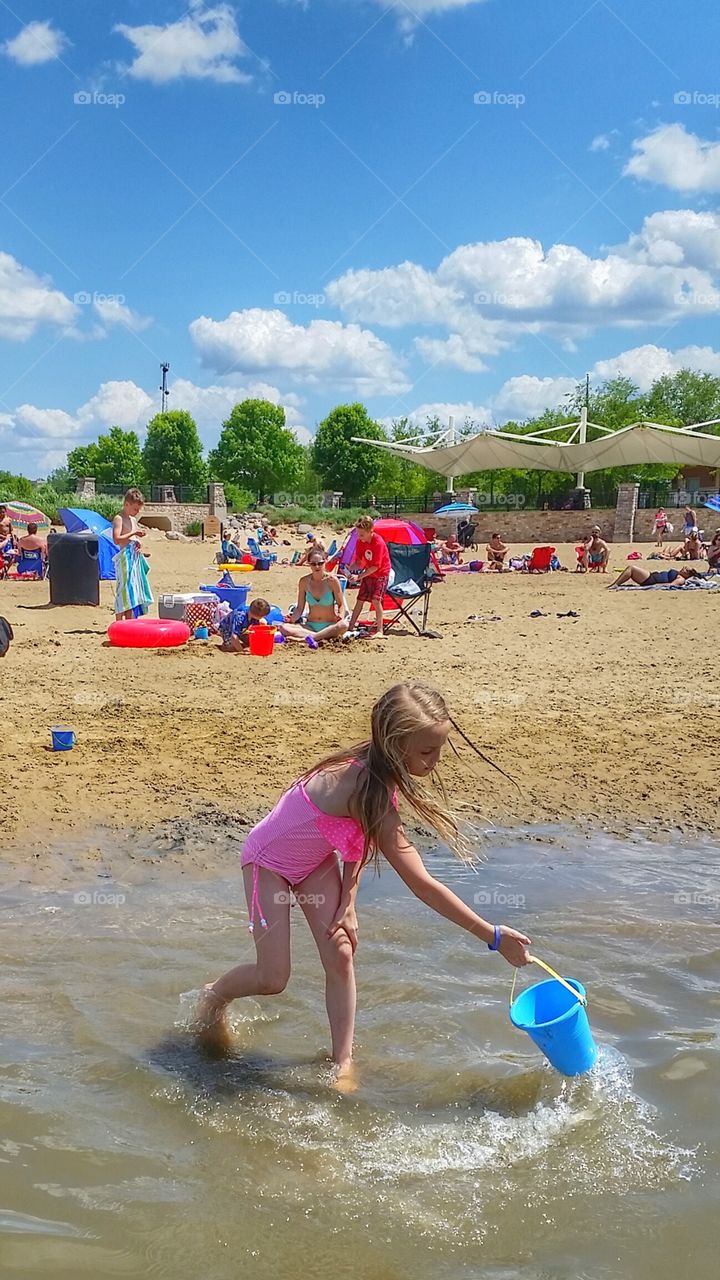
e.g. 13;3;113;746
332;1059;359;1094
195;985;233;1055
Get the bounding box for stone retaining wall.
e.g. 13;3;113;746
141;502;212;532
409;508;617;544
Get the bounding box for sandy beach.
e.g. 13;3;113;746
1;530;718;860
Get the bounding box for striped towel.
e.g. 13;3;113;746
113;542;153;616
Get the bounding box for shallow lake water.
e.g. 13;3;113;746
0;830;718;1279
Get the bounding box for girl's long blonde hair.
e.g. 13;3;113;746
301;681;513;867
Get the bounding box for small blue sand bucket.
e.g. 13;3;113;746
510;958;598;1077
50;727;75;752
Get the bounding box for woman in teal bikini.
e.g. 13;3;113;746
281;550;349;644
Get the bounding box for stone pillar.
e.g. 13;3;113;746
615;483;639;542
207;482;227;519
75;476;96;498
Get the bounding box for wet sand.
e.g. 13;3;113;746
1;531;718;862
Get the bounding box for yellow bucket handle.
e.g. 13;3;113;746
510;954;588;1007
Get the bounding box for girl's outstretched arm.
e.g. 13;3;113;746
379;811;531;968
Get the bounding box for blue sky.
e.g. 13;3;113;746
2;0;720;477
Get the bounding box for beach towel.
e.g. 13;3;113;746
113;543;153;617
614;580;718;591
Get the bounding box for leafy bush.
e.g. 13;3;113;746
223;483;256;512
184;519;202;537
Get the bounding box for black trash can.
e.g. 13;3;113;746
48;531;100;606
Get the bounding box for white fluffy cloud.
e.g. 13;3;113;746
381;400;492;433
625;124;720;193
491;375;578;421
114;2;252;85
0;251;76;340
3;20;68;66
92;297;153;332
488;343;720;422
190;307;409;394
327;218;720;363
589;134;611;152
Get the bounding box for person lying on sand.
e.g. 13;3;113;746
486;532;508;570
587;527;609;573
195;681;531;1091
280;551;348;644
218;598;271;651
608;565;701;589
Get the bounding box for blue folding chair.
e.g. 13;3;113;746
16;548;46;579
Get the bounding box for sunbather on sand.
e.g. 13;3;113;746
608;565;701;589
281;551;348;643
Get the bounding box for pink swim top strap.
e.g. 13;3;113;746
248;862;267;933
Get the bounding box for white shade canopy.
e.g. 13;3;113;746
355;421;720;477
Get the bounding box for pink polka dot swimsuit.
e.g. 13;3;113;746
241;762;381;932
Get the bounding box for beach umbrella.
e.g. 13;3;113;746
433;500;479;536
704;496;720;512
1;500;51;528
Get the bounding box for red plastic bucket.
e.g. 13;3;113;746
248;625;276;656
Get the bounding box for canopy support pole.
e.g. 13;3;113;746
447;415;455;494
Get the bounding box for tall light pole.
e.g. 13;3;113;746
160;362;170;413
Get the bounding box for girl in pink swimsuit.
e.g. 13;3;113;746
197;681;531;1089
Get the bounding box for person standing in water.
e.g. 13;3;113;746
196;681;531;1089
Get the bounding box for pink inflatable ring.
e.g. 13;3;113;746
107;618;191;648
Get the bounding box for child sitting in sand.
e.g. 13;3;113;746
218;597;271;651
196;681;531;1089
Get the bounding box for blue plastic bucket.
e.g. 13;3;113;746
266;605;284;624
200;583;249;610
510;976;598;1077
50;727;75;752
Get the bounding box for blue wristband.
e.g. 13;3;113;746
488;924;502;952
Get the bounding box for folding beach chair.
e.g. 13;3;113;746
527;545;556;573
382;542;435;636
15;548;46;579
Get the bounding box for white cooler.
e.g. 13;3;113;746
158;592;218;621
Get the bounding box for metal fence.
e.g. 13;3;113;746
638;486;719;510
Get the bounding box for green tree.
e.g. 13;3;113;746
643;369;720;428
66;444;100;480
312;403;385;497
208;399;304;497
69;427;145;488
142;411;207;492
0;471;35;502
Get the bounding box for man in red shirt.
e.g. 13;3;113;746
347;515;391;638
